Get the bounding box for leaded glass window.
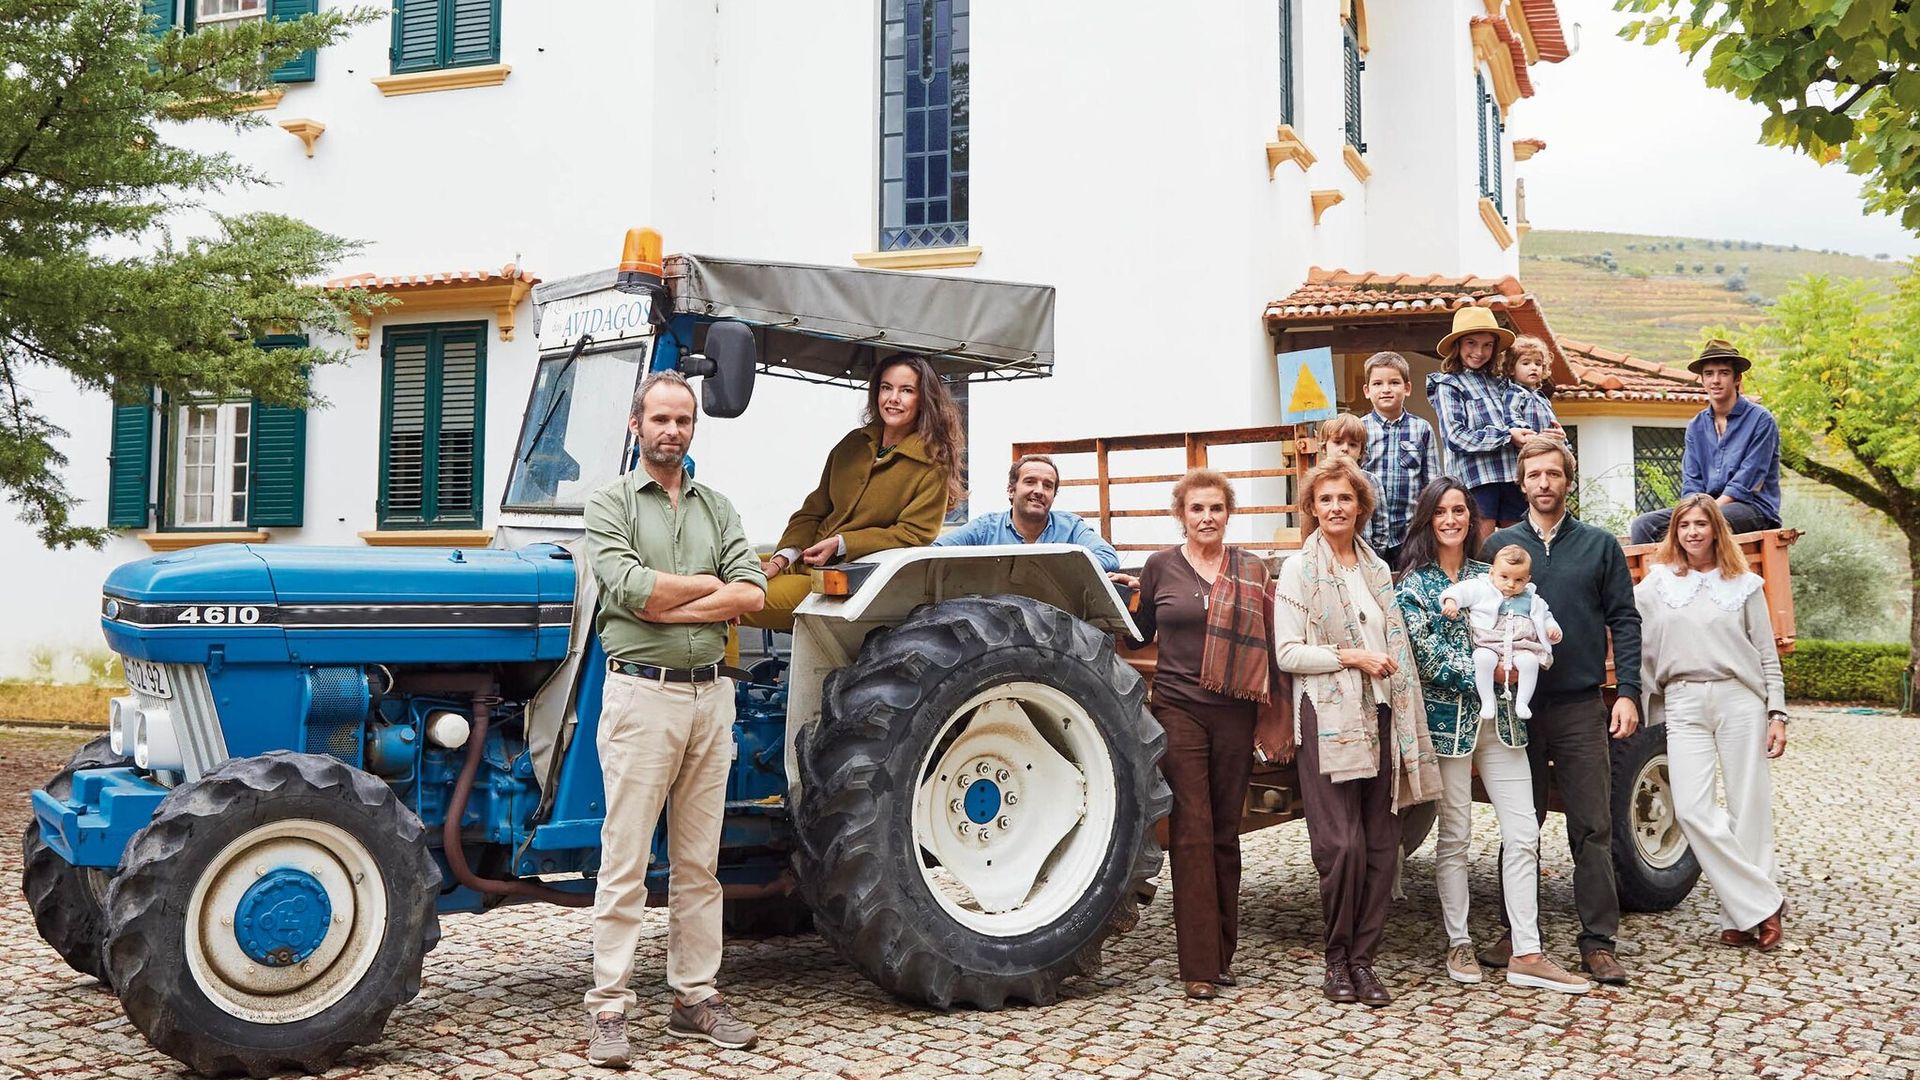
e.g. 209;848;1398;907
881;0;969;251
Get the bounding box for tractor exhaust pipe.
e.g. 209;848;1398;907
442;695;593;908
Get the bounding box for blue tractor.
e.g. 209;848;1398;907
23;235;1169;1076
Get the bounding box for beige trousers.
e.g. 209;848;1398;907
584;672;734;1016
1663;678;1783;932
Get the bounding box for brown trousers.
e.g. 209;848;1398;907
1297;701;1398;967
1154;697;1256;982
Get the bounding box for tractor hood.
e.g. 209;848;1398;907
101;543;577;665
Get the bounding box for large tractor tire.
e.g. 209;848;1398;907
794;595;1169;1009
1611;723;1702;912
21;735;125;985
103;752;440;1078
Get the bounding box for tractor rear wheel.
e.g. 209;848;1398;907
794;595;1169;1008
21;735;124;985
1612;723;1703;912
103;751;440;1077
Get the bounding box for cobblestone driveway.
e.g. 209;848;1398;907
3;709;1917;1079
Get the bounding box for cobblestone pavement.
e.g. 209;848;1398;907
3;709;1917;1080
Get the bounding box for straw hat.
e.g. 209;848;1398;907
1687;338;1752;375
1435;306;1515;359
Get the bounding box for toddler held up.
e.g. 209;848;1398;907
1440;545;1562;719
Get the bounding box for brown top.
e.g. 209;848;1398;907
1132;546;1242;712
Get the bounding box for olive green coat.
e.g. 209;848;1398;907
776;424;950;560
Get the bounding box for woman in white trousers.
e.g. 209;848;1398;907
1393;479;1590;993
1635;494;1789;949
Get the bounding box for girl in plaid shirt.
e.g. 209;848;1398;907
1426;308;1530;540
1505;335;1564;445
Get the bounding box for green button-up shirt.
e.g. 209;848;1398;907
584;468;766;669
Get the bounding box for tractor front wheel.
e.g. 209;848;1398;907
21;735;125;985
103;752;440;1077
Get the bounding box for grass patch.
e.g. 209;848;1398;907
0;681;113;726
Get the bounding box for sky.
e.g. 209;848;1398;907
1517;0;1920;258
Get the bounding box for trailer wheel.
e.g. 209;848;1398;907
103;752;440;1078
794;595;1169;1008
1611;724;1702;912
21;735;125;985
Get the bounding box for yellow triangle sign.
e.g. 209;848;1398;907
1287;361;1330;414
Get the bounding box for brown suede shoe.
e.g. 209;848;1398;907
1580;948;1630;985
1349;964;1392;1007
1322;963;1358;1003
1183;980;1217;1000
1754;905;1786;952
1720;929;1756;948
1476;933;1514;970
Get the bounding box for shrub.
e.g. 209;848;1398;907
1744;291;1768;306
1675;261;1686;273
1780;640;1908;704
1786;488;1908;642
1602;248;1615;259
1725;273;1748;292
1693;261;1706;273
1715;262;1727;274
1677;241;1687;250
1626;243;1638;251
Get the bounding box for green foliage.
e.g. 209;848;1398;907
1617;1;1920;231
1782;489;1907;642
0;0;384;548
1780;640;1908;704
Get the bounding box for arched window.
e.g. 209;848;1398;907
880;0;970;251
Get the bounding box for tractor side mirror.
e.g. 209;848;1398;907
681;322;757;419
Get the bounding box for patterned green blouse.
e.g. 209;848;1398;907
1395;560;1525;757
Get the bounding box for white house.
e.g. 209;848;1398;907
0;0;1706;678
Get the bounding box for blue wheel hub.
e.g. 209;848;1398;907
964;778;1001;825
234;868;333;967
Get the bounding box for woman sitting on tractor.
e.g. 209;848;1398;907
743;353;965;631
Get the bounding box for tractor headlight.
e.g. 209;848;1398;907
132;707;182;772
108;695;137;757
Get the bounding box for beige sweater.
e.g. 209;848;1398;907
1634;565;1786;722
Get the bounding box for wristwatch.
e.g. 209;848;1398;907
1768;711;1789;725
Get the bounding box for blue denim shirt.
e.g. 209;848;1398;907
1682;397;1781;525
931;509;1121;572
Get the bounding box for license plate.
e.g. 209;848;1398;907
124;659;172;700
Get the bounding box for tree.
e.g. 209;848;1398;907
1739;271;1920;709
1;0;381;547
1619;1;1920;229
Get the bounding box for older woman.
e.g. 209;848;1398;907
1636;494;1789;949
744;353;964;631
1394;479;1591;994
1274;457;1441;1007
1129;469;1282;1000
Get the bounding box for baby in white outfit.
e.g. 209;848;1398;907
1440;545;1563;719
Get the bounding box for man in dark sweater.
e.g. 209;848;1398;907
1477;437;1642;986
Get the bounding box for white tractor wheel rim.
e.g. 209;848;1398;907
911;680;1118;938
1630;755;1689;871
184;819;389;1024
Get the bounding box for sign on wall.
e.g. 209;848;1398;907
536;289;653;352
1277;346;1336;424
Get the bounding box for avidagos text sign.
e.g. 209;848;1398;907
536;289;653;352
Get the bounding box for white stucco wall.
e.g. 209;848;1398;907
1;0;1575;678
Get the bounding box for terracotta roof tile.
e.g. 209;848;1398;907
1555;338;1704;402
1473;15;1536;98
1518;0;1572;63
324;263;539;291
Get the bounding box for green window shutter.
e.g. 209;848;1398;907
379;323;486;527
1277;0;1294;127
391;0;443;73
1476;72;1489;199
269;0;320;83
1342;20;1365;152
143;0;175;35
447;0;499;67
108;392;156;529
247;335;309;527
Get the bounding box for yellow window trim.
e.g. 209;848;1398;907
359;529;496;547
1342;144;1371;183
1479;197;1515;250
346;277;535;349
1553;400;1701;421
1267;124;1318;177
370;64;512;98
851;246;983;271
137;530;271;552
1472;25;1522;113
234;88;285;113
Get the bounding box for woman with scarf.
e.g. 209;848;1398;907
1274;457;1442;1007
1128;469;1285;1000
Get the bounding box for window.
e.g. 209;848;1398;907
390;0;500;74
380;322;486;528
1562;423;1580;515
503;343;648;513
880;0;970;251
1477;72;1505;217
1278;0;1296;127
172;401;252;527
1632;426;1686;514
147;1;318;82
197;0;264;24
1342;15;1365;152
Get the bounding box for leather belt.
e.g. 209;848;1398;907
607;658;730;683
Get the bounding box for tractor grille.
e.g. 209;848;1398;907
304;666;370;767
158;662;227;781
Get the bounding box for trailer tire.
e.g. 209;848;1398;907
103;751;440;1078
1611;724;1702;912
21;735;125;986
794;595;1168;1009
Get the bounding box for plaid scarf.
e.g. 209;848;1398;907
1199;547;1273;704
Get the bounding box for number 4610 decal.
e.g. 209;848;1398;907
174;605;262;625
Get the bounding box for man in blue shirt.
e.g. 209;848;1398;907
933;454;1125;576
1628;340;1782;545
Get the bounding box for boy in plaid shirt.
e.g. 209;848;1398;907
1357;352;1438;572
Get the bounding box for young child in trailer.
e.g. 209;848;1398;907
1440;545;1562;720
1358;351;1439;573
1318;412;1369;465
1505;335;1564;446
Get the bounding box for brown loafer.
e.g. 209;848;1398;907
1754;904;1786;952
1322;963;1357;1003
1349;964;1392;1007
1183;980;1217;1000
1579;948;1630;985
1476;933;1514;969
1720;929;1756;948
